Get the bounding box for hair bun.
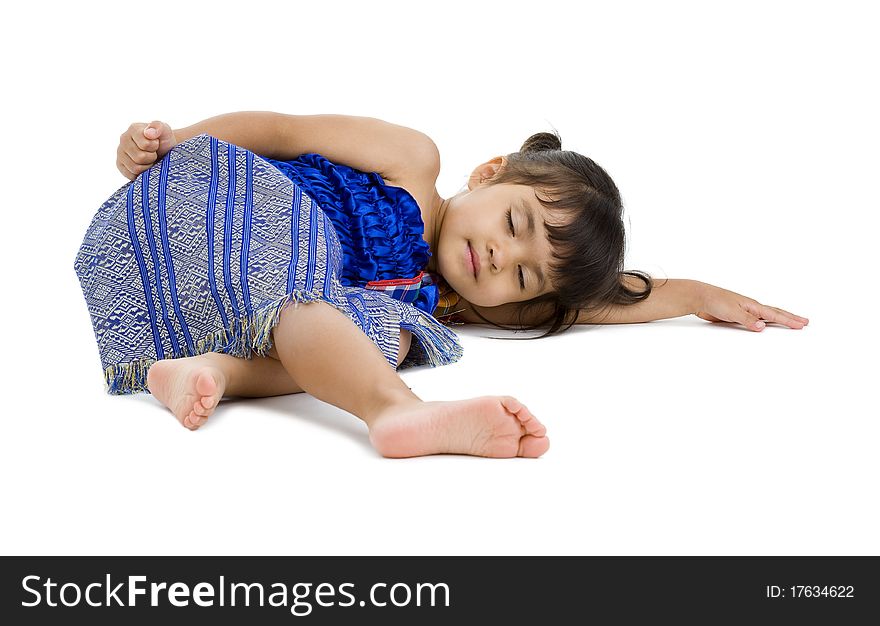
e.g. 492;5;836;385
520;130;562;154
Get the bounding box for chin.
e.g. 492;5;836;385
443;276;475;302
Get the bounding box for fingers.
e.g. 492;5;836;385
742;313;766;331
116;157;136;181
143;121;174;150
116;148;154;180
770;306;809;326
758;307;806;329
743;302;809;331
135;122;161;150
117;122;162;180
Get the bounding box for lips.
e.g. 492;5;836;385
469;243;481;279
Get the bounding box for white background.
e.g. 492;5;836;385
0;0;877;555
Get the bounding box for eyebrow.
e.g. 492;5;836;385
518;197;546;292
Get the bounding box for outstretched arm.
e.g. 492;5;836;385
578;276;809;331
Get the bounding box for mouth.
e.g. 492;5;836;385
467;242;481;279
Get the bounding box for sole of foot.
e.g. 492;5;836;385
145;354;227;430
368;395;549;458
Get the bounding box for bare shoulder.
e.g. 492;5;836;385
381;139;442;220
398;129;441;179
382;127;440;182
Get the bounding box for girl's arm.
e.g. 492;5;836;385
464;276;808;332
576;277;705;324
173;111;438;182
578;276;809;331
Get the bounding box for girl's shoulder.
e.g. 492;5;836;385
381;157;441;226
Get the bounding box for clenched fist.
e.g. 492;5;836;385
117;121;179;180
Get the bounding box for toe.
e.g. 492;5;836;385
195;369;217;398
500;397;546;437
185;410;206;430
518;435;550;458
500;396;523;413
200;395;216;411
522;415;547;437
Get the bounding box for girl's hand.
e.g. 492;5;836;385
116;121;179;181
694;283;809;331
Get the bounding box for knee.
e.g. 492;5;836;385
274;300;330;345
277;299;335;328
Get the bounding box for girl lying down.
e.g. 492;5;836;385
73;111;808;458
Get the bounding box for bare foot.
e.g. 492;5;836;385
146;354;227;430
367;396;550;458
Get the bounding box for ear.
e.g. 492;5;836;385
467;155;508;189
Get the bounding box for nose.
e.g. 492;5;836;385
488;242;517;272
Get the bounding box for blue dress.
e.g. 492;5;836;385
73;134;463;395
262;153;441;317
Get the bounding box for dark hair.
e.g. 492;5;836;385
467;129;653;339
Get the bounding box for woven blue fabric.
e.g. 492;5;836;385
263;153;439;316
73;134;462;395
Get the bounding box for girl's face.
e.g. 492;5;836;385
435;157;558;307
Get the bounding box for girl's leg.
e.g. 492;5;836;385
146;347;302;431
148;300;549;457
200;350;303;397
269;301;550;458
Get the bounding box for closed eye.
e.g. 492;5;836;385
506;209;525;290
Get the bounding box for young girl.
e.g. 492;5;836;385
76;111;808;459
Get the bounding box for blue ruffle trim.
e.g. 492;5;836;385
263;153;431;294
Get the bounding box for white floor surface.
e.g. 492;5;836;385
1;0;877;556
